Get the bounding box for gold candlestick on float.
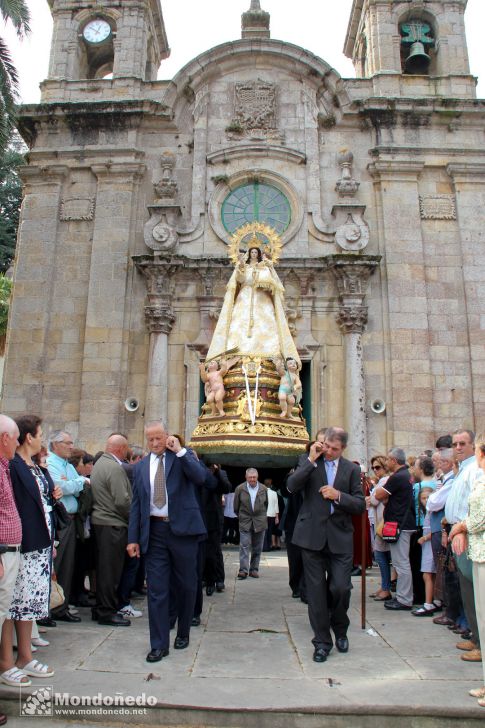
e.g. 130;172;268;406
190;222;309;468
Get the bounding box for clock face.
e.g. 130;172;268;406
83;19;111;44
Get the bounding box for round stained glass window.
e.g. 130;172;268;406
221;182;291;235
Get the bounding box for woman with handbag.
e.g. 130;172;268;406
0;416;62;686
372;448;416;610
366;456;392;601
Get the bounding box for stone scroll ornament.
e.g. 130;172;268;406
335;213;369;252
144;152;181;253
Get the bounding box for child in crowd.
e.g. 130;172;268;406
412;487;437;616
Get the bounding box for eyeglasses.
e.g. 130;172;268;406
372;464;384;471
452;441;469;448
60;440;73;446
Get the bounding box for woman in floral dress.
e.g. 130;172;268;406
2;416;61;682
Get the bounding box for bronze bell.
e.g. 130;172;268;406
405;41;431;75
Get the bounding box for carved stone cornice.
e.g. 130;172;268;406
17;164;69;185
367;160;425;181
328;255;380;301
134;258;183;295
336;306;368;334
328;254;380;335
135;257;182;335
91;162;146;182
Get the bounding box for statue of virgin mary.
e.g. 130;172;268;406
206;226;300;367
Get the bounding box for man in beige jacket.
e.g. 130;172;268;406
233;468;268;579
91;434;132;626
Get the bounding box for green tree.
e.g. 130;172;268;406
0;272;12;354
0;133;25;271
0;0;31;151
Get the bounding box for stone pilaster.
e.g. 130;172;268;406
368;160;434;450
2;165;68;418
329;256;379;465
447;163;485;425
78;162;145;443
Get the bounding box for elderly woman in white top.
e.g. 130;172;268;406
449;432;485;708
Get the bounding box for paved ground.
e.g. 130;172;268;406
0;547;483;726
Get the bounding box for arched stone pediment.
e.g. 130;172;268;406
161;38;351;120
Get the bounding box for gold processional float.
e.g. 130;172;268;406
190;222;310;468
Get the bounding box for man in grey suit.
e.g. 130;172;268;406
91;434;133;627
233;469;268;579
287;427;364;662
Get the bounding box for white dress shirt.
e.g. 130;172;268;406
246;482;259;510
149;448;187;517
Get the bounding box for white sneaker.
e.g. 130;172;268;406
118;604;142;618
32;637;50;647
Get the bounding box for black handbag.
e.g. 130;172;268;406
53;500;71;532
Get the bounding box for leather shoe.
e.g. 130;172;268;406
384;598;412;611
56;611;82;623
98;614;131;627
433;615;455;626
206;585;215;596
174;636;189;650
336;637;349;653
216;582;225;592
461;648;482;662
456;640;476;651
191;617;201;627
249;570;259;578
146;648;169;663
37;617;56;628
313;647;330;663
237;571;247;579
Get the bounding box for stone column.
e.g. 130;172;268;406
329;256;379;465
144;303;175;425
336;306;369;466
136;261;180;425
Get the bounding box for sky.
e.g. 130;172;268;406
3;0;485;102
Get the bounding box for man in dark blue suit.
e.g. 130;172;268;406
127;421;207;663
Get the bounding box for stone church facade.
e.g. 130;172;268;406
2;0;484;462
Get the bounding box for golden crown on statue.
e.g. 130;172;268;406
228;221;283;265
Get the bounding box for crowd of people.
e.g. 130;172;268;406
364;430;484;709
0;415;483;725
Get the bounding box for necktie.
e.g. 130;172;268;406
326;460;336;486
153;454;166;509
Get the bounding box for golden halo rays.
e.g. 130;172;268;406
228;222;282;265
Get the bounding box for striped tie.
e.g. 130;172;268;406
153;455;166;509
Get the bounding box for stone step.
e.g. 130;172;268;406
2;705;485;728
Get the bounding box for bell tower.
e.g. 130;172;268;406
46;0;169;83
344;0;473;95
